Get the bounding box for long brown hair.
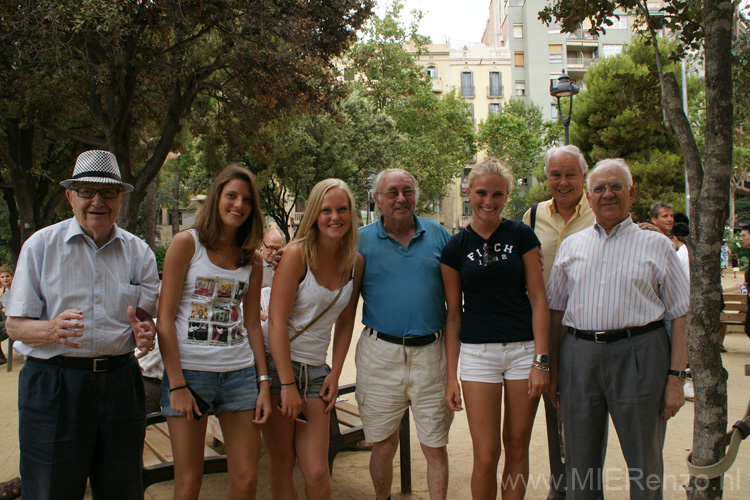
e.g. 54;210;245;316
193;164;263;267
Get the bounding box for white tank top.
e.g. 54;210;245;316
174;229;254;371
265;265;353;366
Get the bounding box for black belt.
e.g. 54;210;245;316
366;327;442;347
566;321;664;344
28;353;133;372
142;375;161;385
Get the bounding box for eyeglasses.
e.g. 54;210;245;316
69;187;123;199
590;182;627;195
262;241;282;253
483;241;499;267
377;188;416;200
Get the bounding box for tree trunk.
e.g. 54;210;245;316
144;179;158;250
636;1;734;498
172;156;181;236
683;2;734;498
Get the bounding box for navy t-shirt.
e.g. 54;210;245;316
441;220;540;344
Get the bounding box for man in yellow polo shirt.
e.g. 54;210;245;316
522;145;594;500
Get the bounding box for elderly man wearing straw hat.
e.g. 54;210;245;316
5;150;160;499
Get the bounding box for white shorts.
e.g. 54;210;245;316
459;340;535;383
355;327;453;448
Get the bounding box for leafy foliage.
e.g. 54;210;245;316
346;1;476;211
477;99;560;218
569;36;699;220
0;0;373;260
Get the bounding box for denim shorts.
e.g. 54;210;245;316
265;353;330;399
459;340;535;383
159;365;259;416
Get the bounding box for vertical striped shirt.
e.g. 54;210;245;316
546;216;689;330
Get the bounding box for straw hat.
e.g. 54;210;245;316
60;150;134;193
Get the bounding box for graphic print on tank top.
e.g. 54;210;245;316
187;276;249;346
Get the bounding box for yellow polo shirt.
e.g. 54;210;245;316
522;197;595;286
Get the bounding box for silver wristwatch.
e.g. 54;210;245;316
533;354;550;366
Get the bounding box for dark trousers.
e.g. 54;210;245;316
543;392;566;500
19;356;146;500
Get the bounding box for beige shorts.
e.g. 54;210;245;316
355;327;453;448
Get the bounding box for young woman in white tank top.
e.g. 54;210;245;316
265;178;364;500
157;164;271;499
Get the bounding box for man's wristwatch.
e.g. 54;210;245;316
258;375;272;384
667;369;688;380
533;354;550;366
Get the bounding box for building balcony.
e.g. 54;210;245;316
567;55;598;72
459;215;471;228
565;29;599;47
431;78;443;93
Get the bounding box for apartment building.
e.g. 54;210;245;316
409;42;512;231
483;0;665;120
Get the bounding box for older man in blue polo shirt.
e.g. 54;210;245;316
356;168;453;500
6;150;160;500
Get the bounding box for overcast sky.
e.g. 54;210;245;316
376;0;491;47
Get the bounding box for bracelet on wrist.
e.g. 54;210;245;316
169;384;189;393
531;363;550;372
280;381;297;386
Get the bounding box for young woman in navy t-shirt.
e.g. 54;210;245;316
441;158;550;500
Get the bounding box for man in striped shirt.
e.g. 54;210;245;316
547;158;689;500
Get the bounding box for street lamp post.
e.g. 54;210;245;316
550;70;580;145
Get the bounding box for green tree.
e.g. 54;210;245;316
540;1;734;497
0;0;373;259
205;91;402;240
569;36;699;220
347;0;476;209
477;98;560;218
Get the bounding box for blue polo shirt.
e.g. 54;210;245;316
359;216;450;337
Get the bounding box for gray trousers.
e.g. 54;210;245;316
559;327;670;500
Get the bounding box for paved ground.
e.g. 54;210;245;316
0;274;748;499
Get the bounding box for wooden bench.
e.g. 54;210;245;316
721;293;747;327
328;383;412;493
143;383;413;493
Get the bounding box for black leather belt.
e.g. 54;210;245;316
366;327;442;347
142;375;161;385
28;353;133;372
566;321;664;344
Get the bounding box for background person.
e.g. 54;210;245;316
157;164;271;500
522;145;594;500
0;265;11;365
260;227;286;323
442;158;549;500
265;178;363;500
650;201;674;236
356;168;453;500
261;227;285;289
6;150;159;499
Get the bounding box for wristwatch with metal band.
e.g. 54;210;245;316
667;369;688;380
533;354;550;366
258;375;272;384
